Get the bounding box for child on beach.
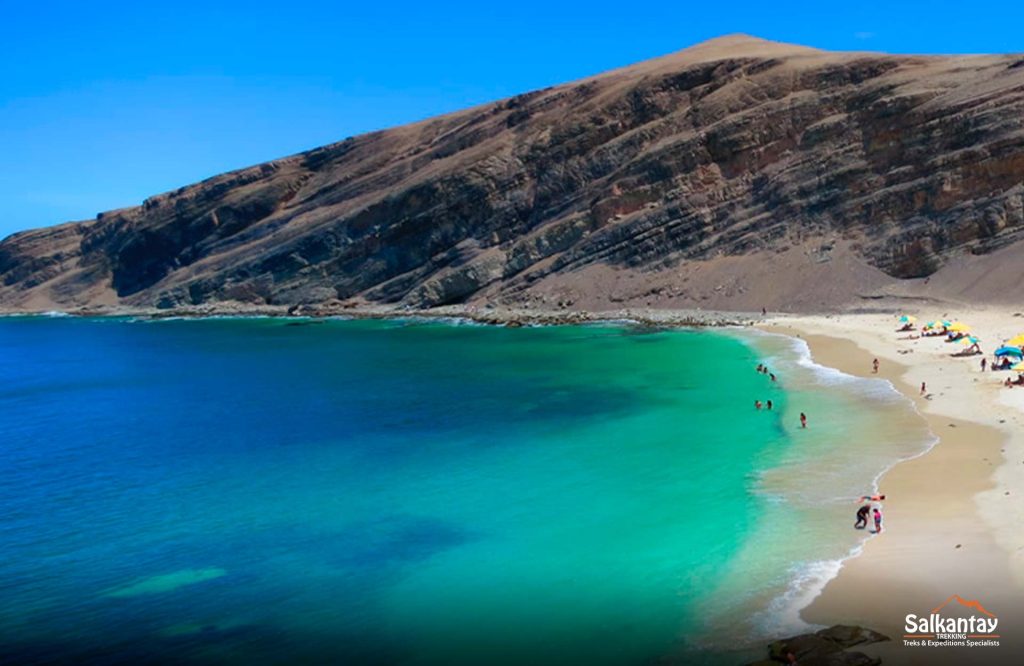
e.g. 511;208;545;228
855;505;870;529
872;358;879;374
873;508;883;533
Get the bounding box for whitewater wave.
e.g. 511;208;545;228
736;328;939;640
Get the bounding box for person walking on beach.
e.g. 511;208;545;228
873;508;883;533
855;505;870;529
872;358;879;374
799;412;807;428
920;382;927;396
981;358;987;372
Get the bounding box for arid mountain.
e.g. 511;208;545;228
3;35;1024;314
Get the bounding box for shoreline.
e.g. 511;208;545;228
768;313;1024;664
0;303;759;329
737;329;940;640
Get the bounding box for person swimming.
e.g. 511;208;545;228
755;400;762;410
858;493;886;502
855;505;870;529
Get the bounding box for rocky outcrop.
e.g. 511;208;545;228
3;35;1024;313
748;625;891;666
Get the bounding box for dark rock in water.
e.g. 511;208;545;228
752;625;890;666
814;625;890;650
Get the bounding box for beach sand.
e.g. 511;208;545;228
765;310;1024;664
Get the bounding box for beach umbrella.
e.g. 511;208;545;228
948;322;971;333
1013;362;1024;372
995;347;1024;358
1007;334;1024;347
959;336;980;345
899;315;916;323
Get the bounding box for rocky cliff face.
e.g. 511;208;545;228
3;35;1024;313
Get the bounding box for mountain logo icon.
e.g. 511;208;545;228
931;595;996;618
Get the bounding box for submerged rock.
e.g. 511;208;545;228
752;624;890;665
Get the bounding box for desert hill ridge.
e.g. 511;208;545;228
2;34;1024;314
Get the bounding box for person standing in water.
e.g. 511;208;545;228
873;508;883;533
873;358;879;374
770;373;777;382
755;400;762;410
766;400;773;410
855;505;870;529
800;412;807;428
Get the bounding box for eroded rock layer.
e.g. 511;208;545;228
3;35;1023;312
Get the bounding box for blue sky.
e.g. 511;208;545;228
2;1;1022;239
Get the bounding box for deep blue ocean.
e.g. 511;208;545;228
0;316;931;664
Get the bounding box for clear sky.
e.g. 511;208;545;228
2;1;1022;239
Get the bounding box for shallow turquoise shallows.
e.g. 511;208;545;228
0;317;931;664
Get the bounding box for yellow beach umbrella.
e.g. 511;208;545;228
1013;362;1024;372
899;315;916;324
1007;334;1024;347
948;322;971;333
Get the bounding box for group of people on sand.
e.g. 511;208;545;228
855;494;885;534
906;315;1024;388
753;364;807;428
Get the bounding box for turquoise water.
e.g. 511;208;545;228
0;317;932;664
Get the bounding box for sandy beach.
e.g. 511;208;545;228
764;309;1024;664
